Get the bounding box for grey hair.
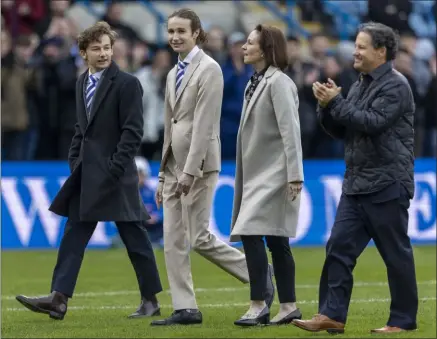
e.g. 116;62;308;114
358;22;399;61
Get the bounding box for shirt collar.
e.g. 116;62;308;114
89;68;105;81
364;61;393;81
179;45;200;64
250;66;269;82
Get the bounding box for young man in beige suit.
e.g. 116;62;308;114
151;9;274;326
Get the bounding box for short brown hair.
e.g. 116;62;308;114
77;21;117;51
168;8;207;45
254;24;288;71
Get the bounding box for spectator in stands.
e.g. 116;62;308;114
136;48;171;160
111;156;164;248
136;156;164;245
31;36;78;160
220;31;252;160
131;40;151;72
34;0;71;39
112;35;131;72
1;31;34;160
202;25;227;64
1;0;46;38
101;0;140;44
394;46;423;154
308;32;330;66
284;34;319;158
367;0;412;34
423;55;436;157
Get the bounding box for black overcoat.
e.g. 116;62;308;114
49;62;149;222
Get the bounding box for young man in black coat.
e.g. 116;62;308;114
15;21;163;320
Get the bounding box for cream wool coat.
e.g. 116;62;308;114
230;66;304;242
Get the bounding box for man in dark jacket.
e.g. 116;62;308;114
15;21;163;320
293;22;418;334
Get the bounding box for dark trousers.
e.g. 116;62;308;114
241;235;296;303
50;219;162;300
319;186;418;329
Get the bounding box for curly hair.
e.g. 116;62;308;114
358;22;399;61
168;8;207;45
77;21;118;51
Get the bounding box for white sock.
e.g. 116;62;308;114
271;302;297;322
242;301;266;319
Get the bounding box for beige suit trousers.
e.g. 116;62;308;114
163;153;249;310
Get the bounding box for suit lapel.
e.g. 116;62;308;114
238;81;251;132
77;70;88;129
86;62;118;129
242;66;278;128
168;65;177;109
174;50;204;107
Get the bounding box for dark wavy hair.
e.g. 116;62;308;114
358;22;399;61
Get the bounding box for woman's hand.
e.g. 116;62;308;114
288;181;303;201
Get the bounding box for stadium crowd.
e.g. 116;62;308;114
2;0;436;162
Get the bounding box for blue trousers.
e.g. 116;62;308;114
319;184;418;329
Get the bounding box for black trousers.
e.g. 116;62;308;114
319;185;418;329
241;235;296;303
50;219;163;300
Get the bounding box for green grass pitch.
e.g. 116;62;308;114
2;246;436;338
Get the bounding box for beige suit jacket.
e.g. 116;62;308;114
159;49;223;178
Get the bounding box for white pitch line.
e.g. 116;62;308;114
2;280;435;301
5;297;436;312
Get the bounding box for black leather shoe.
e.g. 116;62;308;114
265;264;275;308
269;308;302;325
234;306;270;326
128;299;161;318
16;291;68;320
150;309;202;326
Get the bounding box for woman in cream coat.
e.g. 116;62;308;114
231;24;304;327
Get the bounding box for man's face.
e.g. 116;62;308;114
50;0;69;16
112;38;129;59
107;3;123;21
310;36;329;58
167;16;198;55
394;51;412;75
206;27;224;51
1;31;11;57
15;44;34;63
81;34;113;71
230;41;244;59
353;32;385;73
287;40;301;62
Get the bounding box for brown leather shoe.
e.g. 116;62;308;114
16;291;68;320
371;326;408;334
292;314;345;334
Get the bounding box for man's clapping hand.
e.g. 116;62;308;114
312;78;342;107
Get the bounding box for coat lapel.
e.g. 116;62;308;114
242;66;278;128
86;62;119;129
77;70;88;129
238;81;251;133
174;50;204;107
168;65;177;109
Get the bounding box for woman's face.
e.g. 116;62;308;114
242;30;263;65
